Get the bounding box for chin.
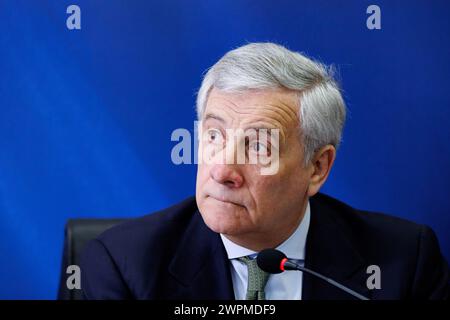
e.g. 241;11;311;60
204;219;235;235
199;202;245;235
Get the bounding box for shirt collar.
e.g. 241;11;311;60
220;201;311;260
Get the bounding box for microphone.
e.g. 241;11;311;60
257;248;369;300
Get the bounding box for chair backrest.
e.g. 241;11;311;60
57;218;128;300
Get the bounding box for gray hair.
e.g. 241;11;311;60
196;42;346;164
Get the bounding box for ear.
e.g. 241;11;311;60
307;145;337;197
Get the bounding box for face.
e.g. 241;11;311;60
195;88;318;248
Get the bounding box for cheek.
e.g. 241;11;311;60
195;165;209;201
250;164;308;209
196;165;209;187
247;176;282;213
280;164;309;195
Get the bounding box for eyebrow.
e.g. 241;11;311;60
203;113;275;130
204;113;226;123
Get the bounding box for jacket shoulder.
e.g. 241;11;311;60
311;192;425;240
79;196;200;299
95;196;198;254
311;193;448;299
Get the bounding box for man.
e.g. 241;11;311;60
80;43;449;300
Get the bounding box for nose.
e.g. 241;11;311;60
210;164;244;188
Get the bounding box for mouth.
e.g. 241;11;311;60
206;194;245;209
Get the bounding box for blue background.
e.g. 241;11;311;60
0;0;449;299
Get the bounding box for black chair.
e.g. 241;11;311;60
57;218;128;300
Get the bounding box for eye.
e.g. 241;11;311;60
206;129;224;144
249;140;270;155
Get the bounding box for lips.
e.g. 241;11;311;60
207;194;244;208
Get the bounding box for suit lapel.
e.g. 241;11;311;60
302;195;372;300
168;209;235;299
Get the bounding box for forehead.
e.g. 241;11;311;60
203;88;300;133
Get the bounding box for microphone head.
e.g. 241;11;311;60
257;249;287;274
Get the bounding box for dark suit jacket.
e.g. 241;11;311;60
80;193;449;300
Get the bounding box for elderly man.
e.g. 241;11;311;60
80;43;449;300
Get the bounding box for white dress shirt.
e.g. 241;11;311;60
220;201;311;300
